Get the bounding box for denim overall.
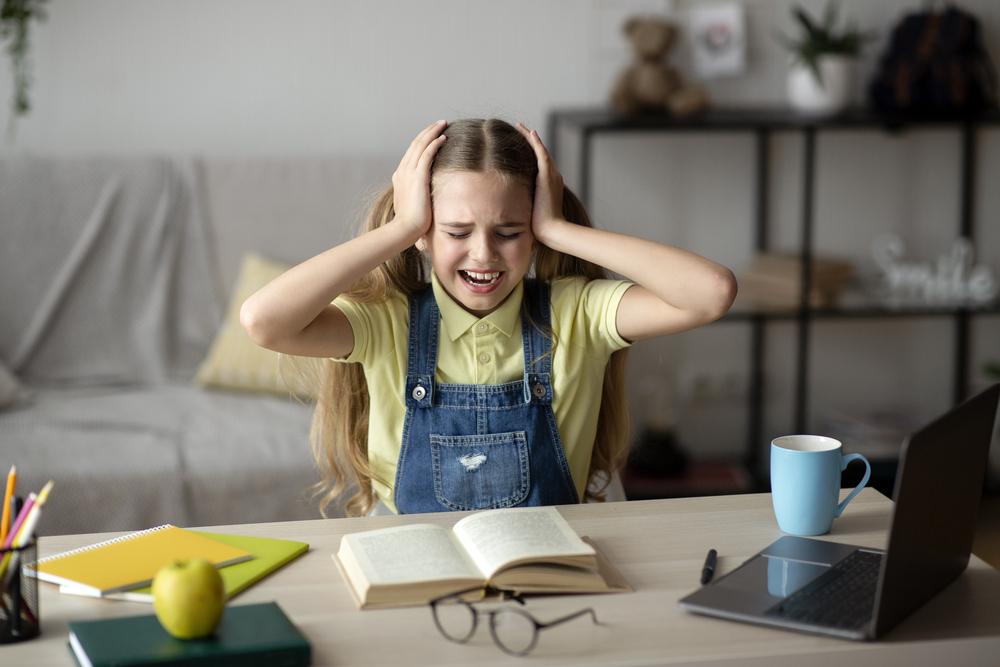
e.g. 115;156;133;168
393;280;580;513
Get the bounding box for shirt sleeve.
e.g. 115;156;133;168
551;277;634;359
330;292;408;366
330;296;366;363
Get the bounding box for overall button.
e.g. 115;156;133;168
411;385;426;401
532;383;546;398
478;352;491;364
477;322;489;333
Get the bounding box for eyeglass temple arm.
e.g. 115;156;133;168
536;607;599;629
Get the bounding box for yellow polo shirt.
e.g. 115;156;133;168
333;273;632;513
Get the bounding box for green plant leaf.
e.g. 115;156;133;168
822;0;839;34
1;0;48;120
777;1;872;61
793;7;821;42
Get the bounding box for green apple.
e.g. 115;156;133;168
152;559;226;639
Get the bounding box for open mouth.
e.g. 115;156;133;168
458;269;504;292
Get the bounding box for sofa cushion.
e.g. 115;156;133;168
1;383;322;534
195;253;316;399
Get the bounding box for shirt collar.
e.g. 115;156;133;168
431;272;523;341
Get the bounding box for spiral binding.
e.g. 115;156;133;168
30;524;174;565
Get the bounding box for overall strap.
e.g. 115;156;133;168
521;279;553;404
405;285;438;408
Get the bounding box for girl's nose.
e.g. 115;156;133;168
469;233;497;263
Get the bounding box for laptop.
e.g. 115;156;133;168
678;383;1000;641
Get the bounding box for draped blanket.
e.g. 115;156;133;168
0;156;224;385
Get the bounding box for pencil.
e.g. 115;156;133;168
2;493;34;550
0;492;34;579
0;480;52;589
0;481;52;585
0;464;14;544
10;482;51;548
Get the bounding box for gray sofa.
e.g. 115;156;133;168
0;154;396;535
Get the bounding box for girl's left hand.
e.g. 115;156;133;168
516;122;565;244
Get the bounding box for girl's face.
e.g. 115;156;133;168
423;170;535;317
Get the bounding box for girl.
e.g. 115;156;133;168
241;118;736;517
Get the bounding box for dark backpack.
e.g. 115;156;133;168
868;6;998;117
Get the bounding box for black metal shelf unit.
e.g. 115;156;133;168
547;106;1000;491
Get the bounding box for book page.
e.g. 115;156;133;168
452;507;594;578
342;524;482;584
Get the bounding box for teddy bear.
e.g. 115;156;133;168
610;16;708;116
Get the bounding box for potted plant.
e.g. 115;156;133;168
777;1;873;115
1;0;47;135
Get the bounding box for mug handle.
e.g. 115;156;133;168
834;453;871;517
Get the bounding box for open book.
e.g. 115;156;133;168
333;506;630;609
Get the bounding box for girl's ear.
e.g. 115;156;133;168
415;237;427;252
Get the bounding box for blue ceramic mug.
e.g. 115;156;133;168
770;435;871;536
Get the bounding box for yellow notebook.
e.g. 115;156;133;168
27;524;253;595
58;532;309;603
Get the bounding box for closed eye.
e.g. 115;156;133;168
497;232;522;239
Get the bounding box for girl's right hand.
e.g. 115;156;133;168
391;120;448;238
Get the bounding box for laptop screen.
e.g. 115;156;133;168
873;384;999;636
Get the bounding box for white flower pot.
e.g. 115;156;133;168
786;55;854;115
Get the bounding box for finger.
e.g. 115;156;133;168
516;122;545;160
521;127;551;169
415;134;447;173
528;128;551;159
402;120;448;169
402;120;447;168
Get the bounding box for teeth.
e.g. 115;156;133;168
462;270;501;284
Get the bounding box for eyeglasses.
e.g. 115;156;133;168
428;586;600;657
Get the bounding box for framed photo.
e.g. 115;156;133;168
688;3;746;79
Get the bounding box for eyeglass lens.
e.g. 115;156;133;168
432;599;477;643
489;608;538;655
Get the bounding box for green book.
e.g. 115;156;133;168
59;532;309;603
67;601;311;667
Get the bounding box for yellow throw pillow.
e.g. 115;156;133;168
195;254;317;399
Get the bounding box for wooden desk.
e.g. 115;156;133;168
7;489;1000;666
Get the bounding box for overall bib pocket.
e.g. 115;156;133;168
430;432;530;511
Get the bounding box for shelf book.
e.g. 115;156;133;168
333;506;630;609
26;525;253;596
57;532;308;602
67;601;310;667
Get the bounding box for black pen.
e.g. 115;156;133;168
700;548;718;585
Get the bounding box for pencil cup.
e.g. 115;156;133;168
0;539;41;644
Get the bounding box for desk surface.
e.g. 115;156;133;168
8;489;1000;666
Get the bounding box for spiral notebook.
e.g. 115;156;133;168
26;524;253;596
59;532;308;603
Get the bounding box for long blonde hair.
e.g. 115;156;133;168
311;118;629;517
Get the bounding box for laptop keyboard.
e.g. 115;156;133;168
765;549;883;630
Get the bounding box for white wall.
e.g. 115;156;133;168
3;0;999;469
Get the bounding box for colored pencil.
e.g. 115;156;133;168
0;464;14;543
0;492;34;580
0;481;53;585
11;481;53;547
2;493;34;550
